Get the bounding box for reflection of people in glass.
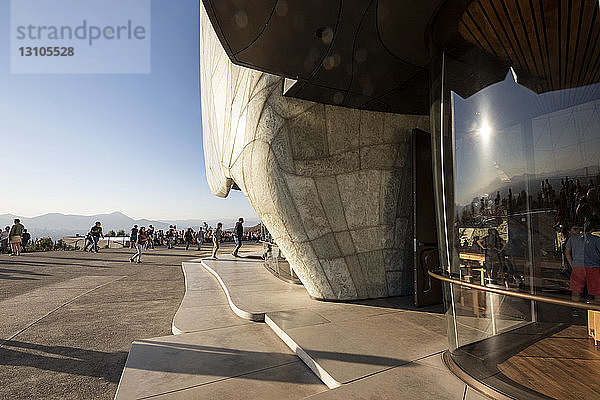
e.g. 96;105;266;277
565;225;600;304
477;228;506;280
561;224;582;275
577;187;600;228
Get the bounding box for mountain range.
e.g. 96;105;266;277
0;212;260;240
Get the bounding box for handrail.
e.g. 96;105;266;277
428;269;600;312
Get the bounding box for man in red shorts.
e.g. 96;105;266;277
565;224;600;303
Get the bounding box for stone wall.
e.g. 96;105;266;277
200;4;429;299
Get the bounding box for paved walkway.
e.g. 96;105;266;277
0;246;208;400
116;252;488;399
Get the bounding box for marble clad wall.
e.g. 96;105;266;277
200;4;429;299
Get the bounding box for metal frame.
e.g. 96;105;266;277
428;270;600;311
442;351;514;400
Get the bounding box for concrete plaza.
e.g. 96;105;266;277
0;245;214;400
116;251;487;400
2;244;486;399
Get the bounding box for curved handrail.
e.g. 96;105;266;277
428;269;600;312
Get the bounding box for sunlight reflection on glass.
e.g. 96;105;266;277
478;120;492;142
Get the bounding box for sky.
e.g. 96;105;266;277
0;0;258;221
453;73;600;206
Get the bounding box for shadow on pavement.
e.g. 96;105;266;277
0;340;128;383
0;259;110;269
0;268;51;280
125;340;413;382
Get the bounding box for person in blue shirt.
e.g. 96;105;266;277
565;224;600;303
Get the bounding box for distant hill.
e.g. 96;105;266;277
0;212;260;241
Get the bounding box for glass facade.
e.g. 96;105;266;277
430;1;600;398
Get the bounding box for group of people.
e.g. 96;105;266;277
3;217;250;263
0;219;30;256
80;218;248;263
129;225;155;250
210;217;245;259
459;174;600;304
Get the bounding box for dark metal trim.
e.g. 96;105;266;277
442;351;513;400
428;269;600;311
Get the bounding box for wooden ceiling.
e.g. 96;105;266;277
458;0;600;93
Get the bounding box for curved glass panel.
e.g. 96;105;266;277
438;71;600;400
452;72;600;299
430;2;600;395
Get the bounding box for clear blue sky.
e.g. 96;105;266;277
0;0;257;221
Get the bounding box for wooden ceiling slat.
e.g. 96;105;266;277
560;0;570;88
494;0;532;70
585;8;600;84
479;0;523;68
504;0;540;78
459;0;600;93
472;0;511;59
568;0;584;88
517;0;545;79
531;0;554;90
576;1;597;86
459;9;499;57
545;0;561;91
458;19;491;55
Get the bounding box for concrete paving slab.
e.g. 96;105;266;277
172;262;254;333
144;361;327;400
267;311;448;386
115;324;310;399
0;275;124;342
267;309;331;331
178;289;231;308
0;247;192;400
186;253;454;392
303;359;469;400
199;255;311;321
72;280;183;305
303;302;405;323
172;305;251;334
117;248;467;399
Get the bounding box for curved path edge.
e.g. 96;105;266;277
169;256;342;389
198;259;265;322
171;259;264;335
265;314;342;389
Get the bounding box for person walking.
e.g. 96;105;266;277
21;229;31;250
130;227;148;263
232;217;244;257
173;225;179;246
83;231;93;252
130;225;138;249
184;228;194;250
477;228;506;280
9;219;25;256
212;223;222;259
0;226;10;254
89;221;104;253
147;225;155;249
167;225;174;249
196;227;204;251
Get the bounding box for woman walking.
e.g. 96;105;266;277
9;219;25;256
212;223;222;259
130;227;148;263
